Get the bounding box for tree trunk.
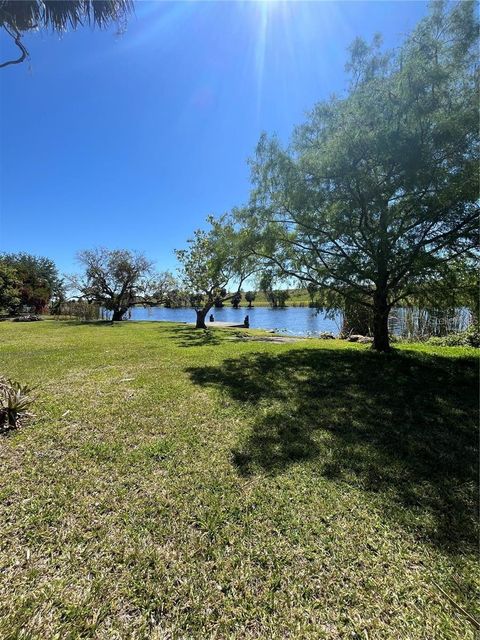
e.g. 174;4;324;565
195;308;208;329
372;292;391;352
112;308;125;322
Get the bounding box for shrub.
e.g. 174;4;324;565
465;323;480;347
426;336;459;346
426;324;479;348
53;300;101;321
0;377;35;432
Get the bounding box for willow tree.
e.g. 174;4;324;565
0;0;133;68
240;1;478;352
176;216;257;329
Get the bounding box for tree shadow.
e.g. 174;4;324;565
51;320;117;327
165;325;223;348
187;347;478;552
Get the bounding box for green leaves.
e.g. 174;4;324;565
239;1;479;349
0;253;62;314
71;248;164;320
0;262;20;314
175;216;259;311
0;376;35;431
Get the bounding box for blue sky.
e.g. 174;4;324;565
0;0;428;275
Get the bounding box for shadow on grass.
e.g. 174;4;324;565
52;320;117;327
187;347;478;551
166;324;223;348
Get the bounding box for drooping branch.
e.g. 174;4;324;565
0;25;28;68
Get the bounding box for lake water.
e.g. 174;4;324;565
120;305;471;338
128;306;341;336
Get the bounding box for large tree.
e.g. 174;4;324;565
176;216;257;329
0;252;62;313
0;262;20;314
0;0;133;69
70;248;168;321
240;1;478;351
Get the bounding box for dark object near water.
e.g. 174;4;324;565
13;315;42;322
244;315;250;328
209;314;214;323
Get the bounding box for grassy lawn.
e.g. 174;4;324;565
234;288;312;307
0;320;478;639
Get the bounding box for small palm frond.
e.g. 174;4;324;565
0;376;35;432
0;1;133;68
0;1;133;32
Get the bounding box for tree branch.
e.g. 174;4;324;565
0;25;28;69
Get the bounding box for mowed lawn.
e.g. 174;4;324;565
0;320;478;639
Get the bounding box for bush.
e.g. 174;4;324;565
53;300;101;321
427;336;461;346
426;324;479;348
0;377;35;432
465;323;480;347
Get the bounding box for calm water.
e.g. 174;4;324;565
120;305;470;337
127;306;341;336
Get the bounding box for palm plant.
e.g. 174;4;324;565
0;0;133;68
0;377;35;431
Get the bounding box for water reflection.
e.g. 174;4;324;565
121;305;470;338
128;306;341;337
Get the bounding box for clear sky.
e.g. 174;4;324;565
0;0;428;275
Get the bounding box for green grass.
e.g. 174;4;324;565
0;320;478;639
234;288;313;307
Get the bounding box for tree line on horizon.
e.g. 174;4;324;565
0;248;294;320
1;2;478;351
